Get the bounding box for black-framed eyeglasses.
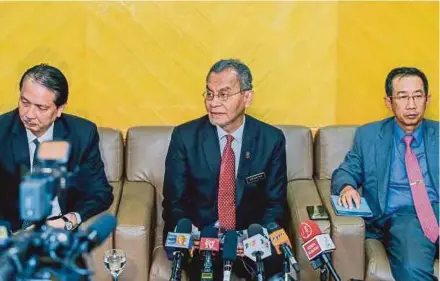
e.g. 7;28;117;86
389;94;426;104
202;89;247;102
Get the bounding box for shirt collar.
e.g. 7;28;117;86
26;122;55;144
393;117;424;145
216;116;245;143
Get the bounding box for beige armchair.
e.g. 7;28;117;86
277;125;331;281
313;125;439;281
115;127;166;281
81;127;124;281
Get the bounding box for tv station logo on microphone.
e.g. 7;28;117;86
243;234;271;261
165;232;192;249
200;237;220;251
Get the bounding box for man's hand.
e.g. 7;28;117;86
46;213;78;230
46;218;65;229
338;185;361;209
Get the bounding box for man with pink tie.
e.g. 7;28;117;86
332;67;439;281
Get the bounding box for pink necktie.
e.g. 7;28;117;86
218;135;236;230
403;135;439;243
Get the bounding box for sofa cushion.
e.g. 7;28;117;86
313;126;357;179
365;238;439;281
278;126;313;181
98;127;124;182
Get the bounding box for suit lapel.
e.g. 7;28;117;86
11;114;31;175
236;116;257;207
53;117;69;141
202;119;221;178
424;121;439;190
375;118;393;212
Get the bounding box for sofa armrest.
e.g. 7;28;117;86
364;239;395;281
287;179;331;281
79;181;123;281
315;179;365;281
115;181;155;281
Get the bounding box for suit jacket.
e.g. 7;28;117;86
331;117;439;233
0;109;113;231
162;114;287;234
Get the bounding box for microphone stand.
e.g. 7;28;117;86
255;255;264;281
321;254;341;281
319;266;328;281
283;253;298;281
170;252;183;281
283;257;290;281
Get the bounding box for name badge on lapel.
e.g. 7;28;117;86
245;172;266;184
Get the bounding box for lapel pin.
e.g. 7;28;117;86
245;151;251;159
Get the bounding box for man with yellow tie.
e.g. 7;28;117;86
332;67;439;281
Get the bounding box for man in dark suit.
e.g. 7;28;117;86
331;67;438;281
162;59;287;280
0;63;113;232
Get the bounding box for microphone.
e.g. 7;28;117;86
243;224;271;281
68;213;117;259
199;227;219;281
222;231;237;281
298;220;341;281
165;218;193;281
266;222;300;273
0;232;33;281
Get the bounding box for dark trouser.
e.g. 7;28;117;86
366;204;439;281
186;252;284;281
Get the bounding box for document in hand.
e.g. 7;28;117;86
330;195;373;217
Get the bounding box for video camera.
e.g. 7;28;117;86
19;141;76;228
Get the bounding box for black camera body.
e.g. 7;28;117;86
19;141;73;226
20;174;57;223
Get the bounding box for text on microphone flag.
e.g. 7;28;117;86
303;239;322;260
165;232;192;249
200;237;220;251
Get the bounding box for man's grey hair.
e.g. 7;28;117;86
206;59;253;91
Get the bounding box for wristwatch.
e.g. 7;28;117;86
61;216;74;231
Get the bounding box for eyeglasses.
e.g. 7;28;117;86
390;94;426;104
202;89;246;102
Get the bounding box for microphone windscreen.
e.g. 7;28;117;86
266;222;281;234
175;218;192;233
298;220;322;243
86;214;117;245
223;231;238;261
200;226;218;238
248;223;263;237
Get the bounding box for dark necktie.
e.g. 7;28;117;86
218;135;236;230
403;135;438;243
32;138;41;171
